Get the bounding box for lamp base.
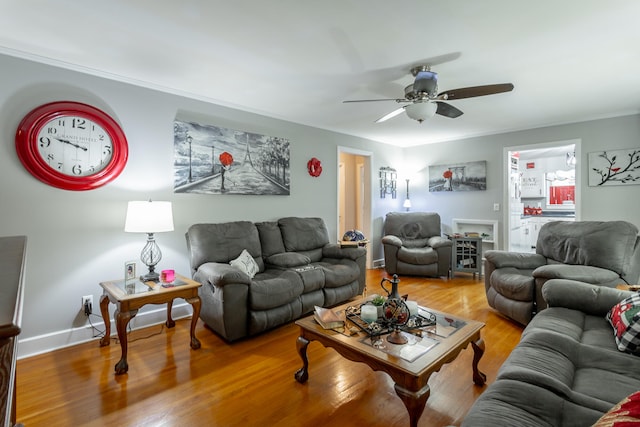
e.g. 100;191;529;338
140;271;160;283
139;233;161;283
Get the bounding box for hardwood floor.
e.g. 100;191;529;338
16;269;524;427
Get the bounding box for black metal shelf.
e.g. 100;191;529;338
451;236;483;278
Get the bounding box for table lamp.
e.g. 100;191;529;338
125;200;174;282
403;179;412;211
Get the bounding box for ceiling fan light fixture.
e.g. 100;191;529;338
345;64;513;123
405;101;437;123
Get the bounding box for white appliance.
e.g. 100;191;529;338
509;202;525;252
508;154;521;201
508;153;523;252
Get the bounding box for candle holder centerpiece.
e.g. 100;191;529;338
345;275;438;344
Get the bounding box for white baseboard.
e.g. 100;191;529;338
372;258;385;268
17;302;193;359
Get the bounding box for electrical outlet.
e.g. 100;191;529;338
493;203;500;211
82;295;93;316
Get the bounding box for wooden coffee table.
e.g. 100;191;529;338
294;300;486;427
99;274;202;375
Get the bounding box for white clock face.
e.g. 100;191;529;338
36;115;114;177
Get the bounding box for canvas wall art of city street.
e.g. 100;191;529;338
173;119;290;195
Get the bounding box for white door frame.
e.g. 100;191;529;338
503;138;581;250
339;161;346;235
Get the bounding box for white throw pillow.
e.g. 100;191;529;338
230;249;259;279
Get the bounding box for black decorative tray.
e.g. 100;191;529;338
344;303;437;338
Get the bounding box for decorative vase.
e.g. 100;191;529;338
380;274;409;344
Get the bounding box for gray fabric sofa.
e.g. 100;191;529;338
463;279;639;426
185;217;366;341
381;212;452;277
484;220;640;325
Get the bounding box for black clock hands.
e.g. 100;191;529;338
55;137;88;151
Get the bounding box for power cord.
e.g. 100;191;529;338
86;302;172;344
87;312;106;338
115;324;166;344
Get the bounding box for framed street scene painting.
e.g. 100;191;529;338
173;119;290;195
429;160;487;192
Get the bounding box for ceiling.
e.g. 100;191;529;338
1;1;639;147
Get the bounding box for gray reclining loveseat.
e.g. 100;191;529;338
463;279;639;426
186;217;366;341
484;220;640;325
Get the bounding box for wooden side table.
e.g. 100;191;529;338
99;274;202;375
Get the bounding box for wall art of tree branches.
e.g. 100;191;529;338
588;147;640;186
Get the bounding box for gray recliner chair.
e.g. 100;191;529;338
381;212;452;278
484;220;640;325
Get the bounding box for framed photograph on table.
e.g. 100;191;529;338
125;261;136;285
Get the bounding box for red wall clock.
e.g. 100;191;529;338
15;101;128;191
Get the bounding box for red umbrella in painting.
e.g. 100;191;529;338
443;170;453;191
219;152;233;166
219;152;233;191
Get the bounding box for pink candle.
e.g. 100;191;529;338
161;269;175;283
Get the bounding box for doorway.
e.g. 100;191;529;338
504;139;581;252
338;147;373;268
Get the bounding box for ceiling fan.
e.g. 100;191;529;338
343;65;514;123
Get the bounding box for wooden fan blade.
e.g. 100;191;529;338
435;101;463;118
343;98;407;103
438;83;514;100
375;106;406;123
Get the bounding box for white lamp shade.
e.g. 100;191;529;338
403;199;412;208
405;101;437;123
125;201;174;233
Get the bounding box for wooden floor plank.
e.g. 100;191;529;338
17;269;523;426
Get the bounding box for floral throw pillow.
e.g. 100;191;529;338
606;293;640;354
230;249;259;279
593;391;640;426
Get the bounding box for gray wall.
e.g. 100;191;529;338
405;115;640;248
2;52;639;357
0;54;399;356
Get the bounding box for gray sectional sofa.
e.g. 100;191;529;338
463;279;639;426
185;217;366;341
484;220;640;325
